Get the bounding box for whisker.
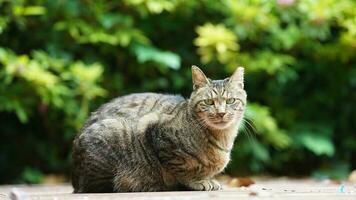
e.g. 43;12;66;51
243;117;258;134
242;125;254;144
240;117;258;144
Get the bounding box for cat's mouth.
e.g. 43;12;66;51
214;120;227;124
207;119;232;129
211;119;230;126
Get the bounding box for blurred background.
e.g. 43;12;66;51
0;0;355;184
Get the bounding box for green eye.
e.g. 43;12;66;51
204;99;214;105
226;98;236;104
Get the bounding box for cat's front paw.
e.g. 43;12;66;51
186;179;222;191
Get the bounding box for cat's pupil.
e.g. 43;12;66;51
204;99;214;105
203;98;237;105
226;98;236;104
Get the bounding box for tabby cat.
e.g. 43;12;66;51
72;65;247;193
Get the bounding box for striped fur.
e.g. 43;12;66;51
72;66;247;193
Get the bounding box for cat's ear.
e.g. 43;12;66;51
191;65;210;90
228;66;244;90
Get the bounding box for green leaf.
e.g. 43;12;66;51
246;103;291;149
13;6;46;16
14;103;28;123
300;134;334;156
251;140;270;162
292;124;335;156
21;167;44;184
131;44;181;69
194;23;239;64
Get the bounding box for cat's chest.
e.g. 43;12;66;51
199;147;230;176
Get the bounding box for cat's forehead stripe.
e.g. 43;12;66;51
210;80;227;97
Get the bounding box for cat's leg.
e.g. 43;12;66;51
72;119;124;193
161;159;222;191
156;149;222;191
184;179;222;191
72;136;117;192
73;174;114;193
113;168;167;192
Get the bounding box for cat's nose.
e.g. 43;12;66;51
217;112;226;118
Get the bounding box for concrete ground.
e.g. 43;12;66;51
0;178;355;200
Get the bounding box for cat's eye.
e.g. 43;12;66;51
226;98;236;104
204;99;214;105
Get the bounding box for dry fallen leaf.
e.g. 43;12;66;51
42;174;67;184
249;191;258;196
349;170;356;183
228;177;255;187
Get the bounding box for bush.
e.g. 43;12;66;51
0;0;355;183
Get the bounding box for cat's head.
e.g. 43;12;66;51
189;65;247;130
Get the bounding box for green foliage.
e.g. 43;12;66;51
21;167;44;184
195;23;239;64
246;104;291;149
0;0;355;183
292;124;335;156
0;48;106;126
132;44;181;69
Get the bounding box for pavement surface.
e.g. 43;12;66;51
1;178;355;200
